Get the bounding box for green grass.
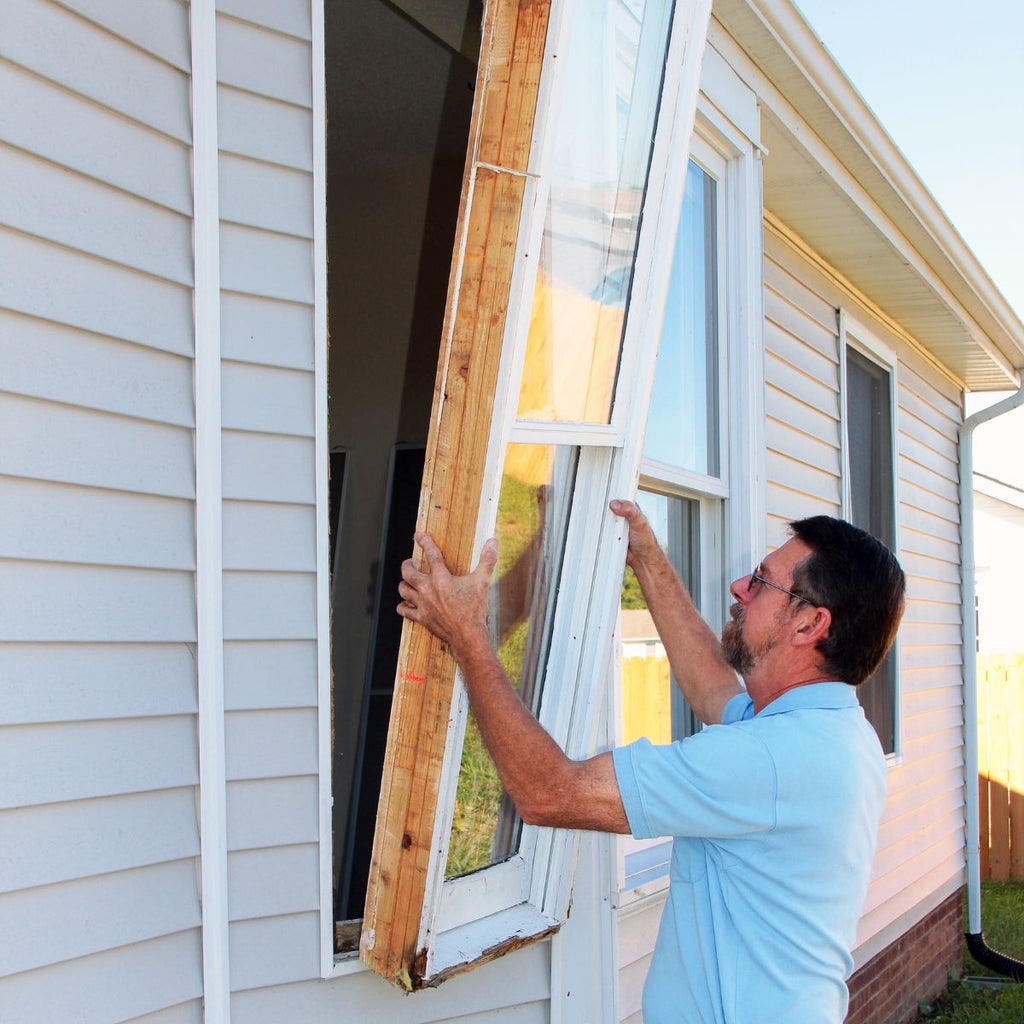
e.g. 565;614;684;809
919;881;1024;1023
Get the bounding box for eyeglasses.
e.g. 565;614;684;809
748;564;809;605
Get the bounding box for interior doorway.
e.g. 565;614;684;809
324;0;482;943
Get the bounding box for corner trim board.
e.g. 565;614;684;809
190;2;231;1018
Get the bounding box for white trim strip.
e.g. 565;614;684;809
837;307;851;520
310;0;337;980
190;1;231;1019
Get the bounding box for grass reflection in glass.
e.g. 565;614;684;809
445;449;556;878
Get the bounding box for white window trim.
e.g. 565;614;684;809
838;309;904;765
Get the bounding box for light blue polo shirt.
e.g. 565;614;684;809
612;682;887;1024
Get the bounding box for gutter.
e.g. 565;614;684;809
958;383;1024;981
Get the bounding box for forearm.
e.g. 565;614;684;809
397;531;628;833
450;627;629;833
631;548;741;725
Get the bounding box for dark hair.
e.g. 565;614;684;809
788;516;905;687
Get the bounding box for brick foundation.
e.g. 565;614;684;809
845;889;963;1024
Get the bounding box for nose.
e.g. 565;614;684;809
729;574;751;603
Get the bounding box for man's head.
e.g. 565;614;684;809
786;516;905;686
722;517;905;688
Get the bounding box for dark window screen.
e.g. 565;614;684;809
846;347;896;753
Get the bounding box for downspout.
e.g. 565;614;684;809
959;382;1024;981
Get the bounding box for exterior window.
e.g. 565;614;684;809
616;150;727;898
843;342;897;754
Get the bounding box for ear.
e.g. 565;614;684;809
791;605;831;648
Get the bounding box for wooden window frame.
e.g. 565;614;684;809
315;0;717;988
839;310;904;764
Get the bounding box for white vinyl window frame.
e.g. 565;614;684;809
315;0;719;981
838;310;904;765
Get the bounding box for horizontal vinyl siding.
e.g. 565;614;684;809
124;1001;204;1024
0;931;203;1024
214;3;324;1001
763;250;842;546
0;2;200;1019
229;941;552;1024
617;899;665;1022
763;229;966;961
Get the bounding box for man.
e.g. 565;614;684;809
397;500;905;1023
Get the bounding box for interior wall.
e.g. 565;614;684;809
325;0;479;918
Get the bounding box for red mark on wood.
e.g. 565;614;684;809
403;672;426;683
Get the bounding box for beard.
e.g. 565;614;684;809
721;607;753;674
721;603;779;675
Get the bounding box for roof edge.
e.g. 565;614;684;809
731;0;1024;376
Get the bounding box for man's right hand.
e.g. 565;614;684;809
609;499;742;725
610;499;662;570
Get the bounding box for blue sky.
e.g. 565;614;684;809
792;0;1024;321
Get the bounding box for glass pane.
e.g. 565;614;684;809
620;491;700;745
446;443;578;878
643;161;719;474
515;0;675;424
846;348;894;548
846;347;896;753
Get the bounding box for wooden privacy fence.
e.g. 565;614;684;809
621;646;672;746
978;653;1024;881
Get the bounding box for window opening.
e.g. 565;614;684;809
844;345;896;753
326;0;483;944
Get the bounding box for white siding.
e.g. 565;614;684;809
763;229;966;962
617;899;664;1023
229;942;552;1024
0;1;201;1019
212;1;325;1001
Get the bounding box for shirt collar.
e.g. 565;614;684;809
757;681;858;717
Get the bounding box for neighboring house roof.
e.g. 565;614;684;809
713;0;1024;389
975;472;1024;512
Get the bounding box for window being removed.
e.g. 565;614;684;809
325;0;482;945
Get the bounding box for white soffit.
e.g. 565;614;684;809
712;0;1024;389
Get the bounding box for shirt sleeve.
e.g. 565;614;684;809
612;725;777;841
